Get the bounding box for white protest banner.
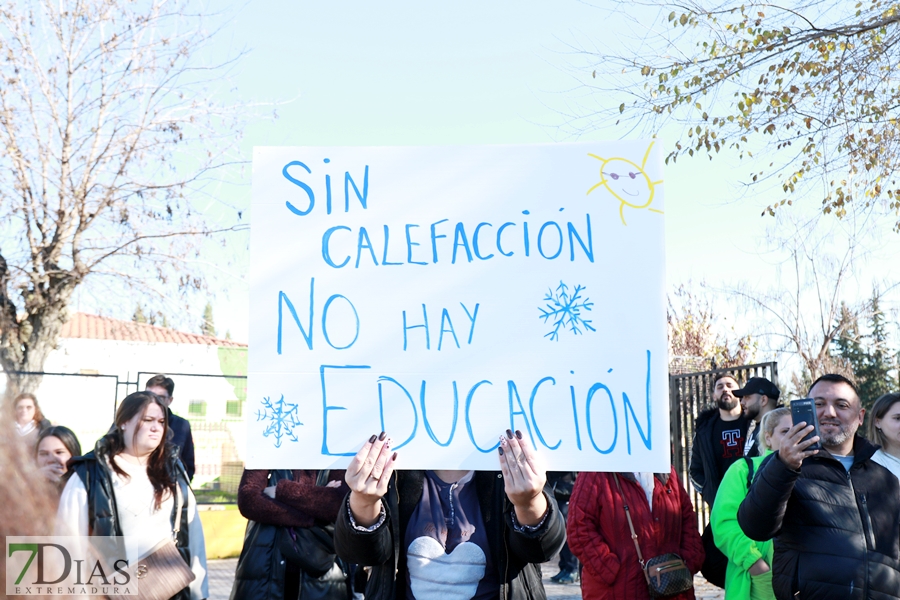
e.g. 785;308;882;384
248;141;668;471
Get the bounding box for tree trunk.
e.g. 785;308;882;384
1;297;74;405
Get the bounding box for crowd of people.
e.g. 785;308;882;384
3;371;900;600
688;373;900;600
4;378;209;599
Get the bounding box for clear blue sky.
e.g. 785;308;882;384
191;0;898;368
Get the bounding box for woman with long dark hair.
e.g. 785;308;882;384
56;391;208;600
36;425;82;486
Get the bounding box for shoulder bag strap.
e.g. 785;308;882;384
172;483;184;540
744;456;755;490
613;474;651;586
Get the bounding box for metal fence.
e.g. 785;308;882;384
4;369;246;502
669;361;778;528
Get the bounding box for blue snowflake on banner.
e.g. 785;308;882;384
256;395;303;448
538;281;596;341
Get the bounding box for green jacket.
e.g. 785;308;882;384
710;452;775;600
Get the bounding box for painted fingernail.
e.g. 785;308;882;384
392;452;398;461
498;446;504;456
515;430;523;440
378;431;387;441
369;434;377;443
506;429;513;439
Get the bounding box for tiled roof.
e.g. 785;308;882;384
59;312;247;348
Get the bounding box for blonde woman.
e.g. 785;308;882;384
711;407;792;600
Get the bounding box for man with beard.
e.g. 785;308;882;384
738;374;900;599
734;377;781;457
690;374;749;506
689;373;750;587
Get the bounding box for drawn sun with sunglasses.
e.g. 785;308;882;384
586;140;664;225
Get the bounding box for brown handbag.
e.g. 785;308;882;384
111;484;195;600
613;474;693;598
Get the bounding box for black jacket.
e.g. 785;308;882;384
67;438;193;600
688;408;748;506
230;470;349;600
168;409;195;482
334;471;566;600
738;436;900;600
546;471;577;504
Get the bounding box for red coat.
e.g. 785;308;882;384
567;467;704;600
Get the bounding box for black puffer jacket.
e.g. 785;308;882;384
67;438;193;600
334;470;565;600
738;435;900;600
229;470;350;600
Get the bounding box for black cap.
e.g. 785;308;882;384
733;377;780;399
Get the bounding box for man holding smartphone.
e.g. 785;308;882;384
738;374;900;599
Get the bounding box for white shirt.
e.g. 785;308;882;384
872;449;900;485
633;472;656;511
56;456;208;600
15;421;37;436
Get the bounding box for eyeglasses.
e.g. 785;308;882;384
604;171;639;180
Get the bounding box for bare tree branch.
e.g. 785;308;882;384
0;0;249;396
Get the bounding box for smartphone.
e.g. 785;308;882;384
790;398;822;451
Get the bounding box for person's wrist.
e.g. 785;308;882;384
776;451;800;470
513;491;548;526
748;558;769;575
349;492;382;526
514;484;545;504
349;489;381;505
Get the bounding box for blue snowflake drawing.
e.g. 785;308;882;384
256;395;303;448
538;281;596;341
